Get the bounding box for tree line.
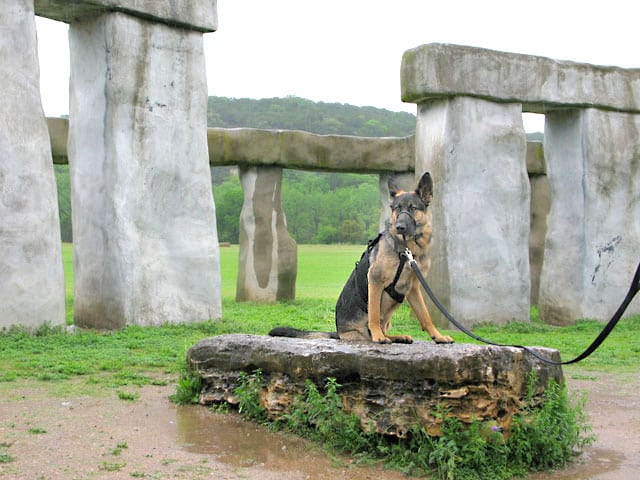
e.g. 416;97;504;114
213;170;382;244
55;96;416;243
53;96;541;244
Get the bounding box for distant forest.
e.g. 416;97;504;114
208;96;417;244
207;95;416;136
54;96;542;244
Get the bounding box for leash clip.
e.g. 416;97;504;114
403;248;415;263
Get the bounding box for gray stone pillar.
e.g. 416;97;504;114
68;12;221;328
527;142;550;306
415;97;531;326
540;109;640;325
0;1;65;329
236;166;297;302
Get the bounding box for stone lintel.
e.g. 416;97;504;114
188;334;564;437
34;0;217;32
207;127;415;173
401;43;640;114
47;118;547;176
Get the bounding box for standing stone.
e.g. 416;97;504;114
415;97;531;326
527;142;550;305
540;109;640;324
0;0;65;329
68;12;221;328
236;166;297;302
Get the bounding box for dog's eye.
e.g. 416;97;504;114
410;205;418;212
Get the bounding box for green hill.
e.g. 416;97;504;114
54;96;542;244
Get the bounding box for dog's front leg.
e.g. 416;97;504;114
406;283;454;344
367;282;391;343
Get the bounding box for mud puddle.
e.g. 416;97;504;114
174;370;640;480
1;373;638;479
175;404;407;479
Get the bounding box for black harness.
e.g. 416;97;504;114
352;233;407;313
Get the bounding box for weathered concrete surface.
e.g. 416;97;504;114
207;127;415;173
236;166;297;302
0;0;65;329
44;118;551;316
401;43;640;114
47;117;69;165
68;12;221;328
529;176;550;306
540;109;640;324
34;0;217;32
415;97;531;326
187;334;564;437
527;142;550;305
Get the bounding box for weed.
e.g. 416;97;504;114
235;369;267;423
0;452;14;463
99;461;126;472
508;375;595;473
112;441;128;456
0;443;14;464
209;403;231;414
231;370;593;480
27;427;47;435
280;378;375;454
169;365;201;405
117;391;139;402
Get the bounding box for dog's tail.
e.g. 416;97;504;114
269;326;339;340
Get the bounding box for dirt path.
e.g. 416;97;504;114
1;371;638;479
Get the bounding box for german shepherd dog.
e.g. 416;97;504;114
269;172;454;344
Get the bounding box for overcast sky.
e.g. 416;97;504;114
35;0;639;132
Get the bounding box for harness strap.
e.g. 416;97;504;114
353;234;408;312
384;254;407;303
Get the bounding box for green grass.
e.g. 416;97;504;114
1;243;639;393
221;243;363;299
2;242;636;479
62;243;74;325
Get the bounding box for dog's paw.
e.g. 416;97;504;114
432;335;454;344
391;335;414;344
374;336;392;344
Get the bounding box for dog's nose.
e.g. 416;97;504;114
395;223;406;234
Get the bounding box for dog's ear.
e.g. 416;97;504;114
416;172;433;205
387;176;402;198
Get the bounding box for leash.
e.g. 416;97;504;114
403;249;640;365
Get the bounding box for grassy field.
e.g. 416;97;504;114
1;243;639;392
220;243;365;299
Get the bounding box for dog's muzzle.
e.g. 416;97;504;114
394;211;416;236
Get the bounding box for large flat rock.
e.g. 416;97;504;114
188;334;564;437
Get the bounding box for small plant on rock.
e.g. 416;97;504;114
231;370;593;480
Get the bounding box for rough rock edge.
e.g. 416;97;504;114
187;334;564;437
